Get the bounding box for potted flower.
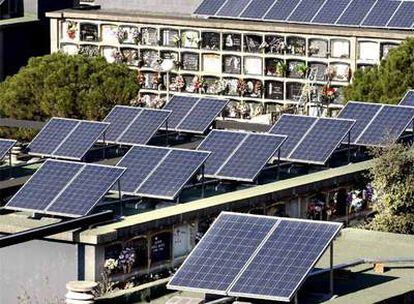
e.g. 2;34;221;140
131;28;141;45
172;34;181;47
275;61;287;77
116;28;128;44
118;247;136;274
294;63;308;78
237;79;247;96
66;21;78;40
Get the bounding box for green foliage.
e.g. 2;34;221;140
366;144;414;234
0;53;139;140
344;37;414;104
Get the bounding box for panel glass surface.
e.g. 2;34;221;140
28;118;79;155
102;106;142;143
163;96;200;129
5;160;82;212
270;115;317;159
362;0;401;27
47;165;125;217
169;213;278;292
217;134;286;181
137;150;209;200
387;1;414;28
288;0;326;22
289;118;354;164
216;0;251;17
118;109;170;145
312;0;351;24
115;146;169;193
356;106;414;147
400;90;414;106
336;0;376;25
0;139;16;160
177;99;227;133
194;0;227;15
53;121;108;159
337;102;382;143
229;220;341;301
241;0;275;19
264;0;301;21
197;131;247;176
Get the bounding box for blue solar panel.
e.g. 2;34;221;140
264;0;301;21
336;0;376;25
5;160;83;212
197;130;247;176
337;102;382;144
289;118;355;164
137;149;210;200
53;121;108;160
240;0;275;19
47;164;125;217
312;0;351;24
0;139;16;160
362;0;401;27
194;0;226;15
356;106;414;147
118;109;171;145
216;0;251;17
163;96;199;129
400;90;414;107
102;106;142;144
28;118;79;156
387;1;414;28
168;213;278;292
115;146;169;193
177;98;227;133
270;115;317;159
228;219;342;301
288;0;326;22
216;134;286;182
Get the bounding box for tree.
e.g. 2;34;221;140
0;53;139;140
366;143;414;234
344;37;414;104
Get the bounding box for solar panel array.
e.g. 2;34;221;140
194;0;414;30
168;212;342;302
102;106;171;145
0;139;16;160
28;118;109;160
163;95;228;134
5;160;125;217
115;145;210;200
270;115;355;165
400;90;414;106
338;101;414;147
197;130;286;182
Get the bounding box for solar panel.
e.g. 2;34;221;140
168;212;342;302
46;164;125;217
197;130;247;176
163;96;228;134
240;0;275;19
312;0;351;24
269;115;318;159
400;90;414;107
387;1;414;28
0;139;16;160
264;0;301;21
288;118;355;165
356;105;414;147
336;0;376;26
216;133;286;182
216;0;251;17
5;160;125;217
102;106;142;143
337;102;382;144
228;218;342;301
194;0;226;15
168;213;278;293
362;0;401;27
137;149;210;200
288;0;327;23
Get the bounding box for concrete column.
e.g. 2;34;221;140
84;245;105;281
50;18;60;53
0;30;4;80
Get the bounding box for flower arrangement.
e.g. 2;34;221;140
112;50;123;64
66;21;78;40
136;72;146;88
294;63;308;78
116;28;128;44
118;247;136;274
170;75;185;91
308;44;320;55
238;102;250;118
131;28;141;44
151;73;162;90
320;85;337;103
275;61;287;77
211;80;227;95
172;34;181;47
237;79;247;96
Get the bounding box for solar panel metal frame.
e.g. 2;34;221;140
386;1;414;30
28;118;109;160
168;212;342;302
400;89;414;106
0;139;17;160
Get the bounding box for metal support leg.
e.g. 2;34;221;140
330;243;334;297
347;131;351;163
102;132;106;160
277;149;281;180
118;180;123;217
8;150;12;179
201;165;205;198
165;120;169;146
